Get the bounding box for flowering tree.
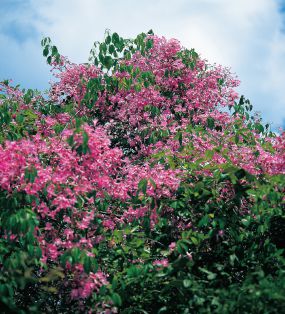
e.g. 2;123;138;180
0;30;284;313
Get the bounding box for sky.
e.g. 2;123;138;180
0;0;285;131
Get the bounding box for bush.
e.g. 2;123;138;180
0;30;284;313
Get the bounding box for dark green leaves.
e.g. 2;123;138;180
199;268;217;280
138;178;148;194
112;32;120;46
23;89;34;104
24;166;38;183
110;292;122;307
88;30;155;76
109;44;115;55
82;77;103;108
144;105;161;118
105;35;111;45
52;45;58;56
104;55;114;70
82;130;89;154
41;37;60;64
207;117;215;130
177;48;199;70
43;46;49;57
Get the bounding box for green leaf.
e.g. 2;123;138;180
207;117;215;129
82;131;89;154
190;237;198;245
112;32;120;45
111;293;122;307
109;44;115;55
53;124;64;135
146;39;153;50
170;201;178;209
199;267;217;280
235;134;239;144
43;46;49;57
178;132;183;146
105;35;111;45
217;78;224;86
67;135;74;147
255;123;264;134
104;56;114;70
100;43;107;55
83;257;92;273
235;169;246;180
205;150;214;159
183;279;191;288
51;46;58;57
24;166;38;183
149;178;156;189
198;215;209;227
138;178;148;194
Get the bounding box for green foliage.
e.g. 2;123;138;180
92;167;285;313
0;191;41;312
0;30;284;313
41;37;61;64
88;30;154;73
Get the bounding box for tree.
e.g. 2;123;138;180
0;30;284;313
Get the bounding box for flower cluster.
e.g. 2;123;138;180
0;32;284;313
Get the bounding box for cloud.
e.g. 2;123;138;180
0;0;284;130
1;21;38;43
0;0;50;89
0;0;40;42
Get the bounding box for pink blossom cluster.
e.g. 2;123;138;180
1;34;284;302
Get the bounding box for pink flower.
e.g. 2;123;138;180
102;219;116;230
186;252;193;261
169;242;176;251
153;259;169;267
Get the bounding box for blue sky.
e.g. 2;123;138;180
0;0;285;131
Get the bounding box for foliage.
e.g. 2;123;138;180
0;30;284;313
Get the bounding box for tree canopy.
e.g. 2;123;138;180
0;30;284;313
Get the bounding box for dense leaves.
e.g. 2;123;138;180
0;30;284;313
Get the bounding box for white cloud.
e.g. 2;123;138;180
1;0;284;129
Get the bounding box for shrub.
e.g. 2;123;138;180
0;30;284;313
